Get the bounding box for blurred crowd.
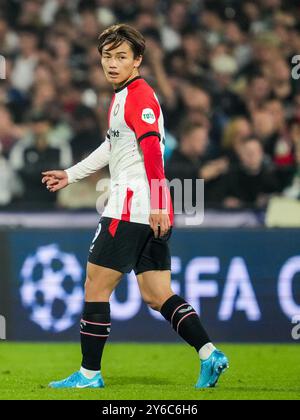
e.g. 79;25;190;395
0;0;300;211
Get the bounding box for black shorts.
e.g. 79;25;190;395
88;217;172;274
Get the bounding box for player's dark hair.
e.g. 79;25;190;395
98;24;145;58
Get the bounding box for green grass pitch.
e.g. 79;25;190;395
0;342;299;400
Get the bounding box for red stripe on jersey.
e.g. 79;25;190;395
121;187;134;222
108;218;120;237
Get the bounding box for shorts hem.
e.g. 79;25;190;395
88;258;127;274
134;267;171;275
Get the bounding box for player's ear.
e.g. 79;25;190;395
134;55;143;68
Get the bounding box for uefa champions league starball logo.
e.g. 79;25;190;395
20;244;84;333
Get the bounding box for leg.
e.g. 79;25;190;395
137;270;210;346
80;263;122;373
136;270;174;311
137;270;211;347
49;263;122;389
137;270;229;388
49;216;148;389
85;261;122;302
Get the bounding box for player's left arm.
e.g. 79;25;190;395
125;93;171;237
42;131;111;192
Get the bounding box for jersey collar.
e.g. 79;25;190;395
114;76;142;93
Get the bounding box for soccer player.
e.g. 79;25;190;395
42;24;229;389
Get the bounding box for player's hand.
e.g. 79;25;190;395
41;170;68;193
149;209;171;238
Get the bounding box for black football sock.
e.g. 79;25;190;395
80;302;111;371
160;295;210;352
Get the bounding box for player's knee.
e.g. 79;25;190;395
84;277;93;297
84;276;100;296
84;276;114;300
84;276;92;289
85;274;104;288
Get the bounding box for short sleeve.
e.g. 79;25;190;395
124;91;161;142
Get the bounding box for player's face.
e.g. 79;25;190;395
101;41;142;87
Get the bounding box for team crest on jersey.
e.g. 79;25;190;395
142;108;156;124
113;103;120;116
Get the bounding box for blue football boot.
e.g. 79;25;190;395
195;350;229;389
49;371;104;389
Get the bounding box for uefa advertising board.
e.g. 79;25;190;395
0;227;300;343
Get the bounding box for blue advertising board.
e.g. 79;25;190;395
1;228;300;343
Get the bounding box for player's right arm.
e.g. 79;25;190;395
124;91;171;237
42;132;111;193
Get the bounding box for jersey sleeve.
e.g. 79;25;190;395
124;92;161;143
139;135;168;210
125;89;173;215
65;131;111;184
